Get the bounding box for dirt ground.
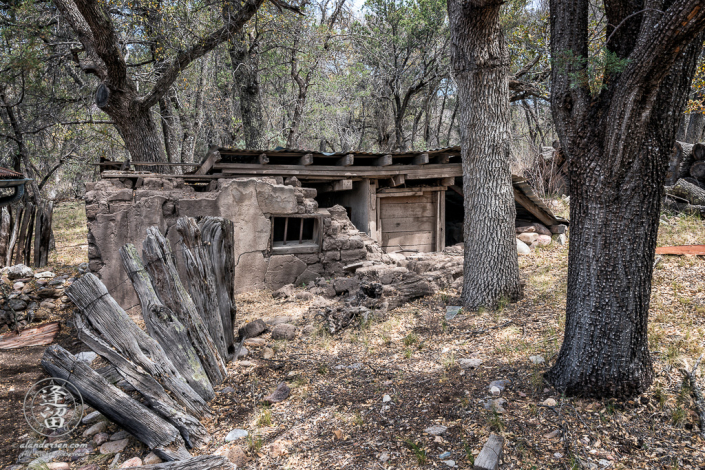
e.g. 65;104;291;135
1;201;704;469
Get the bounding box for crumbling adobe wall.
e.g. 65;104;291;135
84;177;374;308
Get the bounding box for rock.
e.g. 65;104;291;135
598;459;611;467
110;430;129;441
215;444;248;467
36;288;57;298
272;284;295;299
542;398;557;406
550;224;568;234
34;271;55;279
516;238;531;255
238;319;267;339
265;255;307;291
445;306;462;320
489;379;511;392
77;466;99;470
459;358;483;369
483;398;507;413
266;315;293;326
263;347;275;359
236;346;249;359
554;452;564;458
535;234;552;246
238;361;256;367
517;222;552;236
7;264;33;280
529;355;545;365
93;433;109;445
142;453;162;465
271;323;296;340
83;421;107;437
219;386;236;394
8;299;27;310
46;463;69;470
424;425;447;435
12;282;24;291
269;440;290;458
40;300;56;309
244;337;266;348
517;232;539;244
225;429;248;442
264;382;290;404
82;410;101;424
382;394;391;403
490;386;501;396
556;233;567;245
379;452;390;462
99;438;128;454
76;351;98;363
544;429;560;439
120;457;142;468
439;451;452;459
442;460;456;467
333;277;360;295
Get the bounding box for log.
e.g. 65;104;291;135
0;206;11;263
198;217;237;361
683;354;705;440
41;344;183;450
129;455;233;469
22;203;35;265
694;142;705;161
666;178;705;206
120;243;214;401
65;273;210;418
176;217;229;361
662;197;705;217
690;161;705;183
34;200;53;267
14;202;32;265
474;433;504;470
142;226;227;386
74;315;211;448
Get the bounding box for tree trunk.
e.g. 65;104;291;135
546;0;705;397
230;33;263;149
448;0;522;310
111;101;169;172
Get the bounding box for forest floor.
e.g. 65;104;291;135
1;200;705;469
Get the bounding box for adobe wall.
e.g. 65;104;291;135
84;177;381;310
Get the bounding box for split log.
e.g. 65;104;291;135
41;344;183;450
694;142;705;161
66;273;210;418
198;217;237;361
5;204;19;266
130;455;233;469
22;203;35;265
13;202;32;264
662;197;705;217
691;161;705;182
120;243;214;401
142;226;227;386
34;200;54;267
683;354;705;440
74;315;211;448
176;217;229;361
666;178;705;206
0;206;10;263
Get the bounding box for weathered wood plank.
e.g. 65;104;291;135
74;315;211;448
176;218;229;361
380;203;435;218
336;154;354;166
319;180;353;192
388;174;405;187
382;231;434;246
513;187;555;227
474;433;504;470
22;203;35;265
66;274;210;418
41;344;183;450
380;217;435;232
380;195;433;204
142;227;227;385
14;202;32;265
439;176;454;186
412;152;429;165
198;217;237;361
373;154;393;166
383;244;435;253
258;153;269;164
195;146;220;175
298;153;313;166
129;455;233;469
120;244;214;401
34;201;53;268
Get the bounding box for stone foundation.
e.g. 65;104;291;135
84;177;379;308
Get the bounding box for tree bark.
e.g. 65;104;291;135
0;207;10;264
546;0;705;397
119;243;215;401
229;32;263;149
448;0;522;310
142;226;227;386
127;455;233;469
685;112;705;143
667;178;705;206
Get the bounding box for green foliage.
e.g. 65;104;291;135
403;438;427;465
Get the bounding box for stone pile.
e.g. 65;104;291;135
515;219;568;254
0;264;77;331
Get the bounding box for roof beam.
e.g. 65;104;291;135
258;153;269;164
388;174;405;187
298;153;313;166
319;179;353;192
336;154;354;166
412;152;429;165
373;154;393;166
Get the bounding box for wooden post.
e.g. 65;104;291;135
14;202;32;265
34;200;53;268
0;206;10;263
336;154;354;166
373;155;393;166
298;153;314;166
195;146;220;175
389;174;405;187
5;204;20;266
142;227;227;386
258;153;269;164
434;154;451;164
412;152;429;165
22;203;36;266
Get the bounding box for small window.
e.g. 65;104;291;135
271;216;320;254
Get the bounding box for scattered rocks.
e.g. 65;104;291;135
271;323;297;340
517;232;539;244
263;382;290;404
99;438;128;454
244;337;266;347
7;264;33;280
34;271;55;279
489;386;501;396
529;355;545;365
489;379;511;392
215;444;248;467
424;425;447;435
263;347;275;359
442;460;456;467
439;451;451;459
46;463;69;470
76;351;98;363
266;316;293;326
236;346;249;359
12;282;24;290
142;452;162;465
82;411;101;424
225;429;248;442
516;238;531;255
120;457;142;468
556;233;567;245
110;430;129;441
93;433;109;445
379;452;390;462
238;319;267;339
459;358;483;369
382;394;391;403
542;398;557;406
483;398;507;413
550;224;568;234
83;421;107;437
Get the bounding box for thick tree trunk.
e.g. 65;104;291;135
448;0;522;310
230;34;263;149
110;102;169;172
546;0;705;396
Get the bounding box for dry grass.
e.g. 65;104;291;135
49;201;88;266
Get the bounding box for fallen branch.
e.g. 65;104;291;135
683;354;705;439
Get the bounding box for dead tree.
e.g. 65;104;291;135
65;273;210;418
120;243;215;401
142;226;227;386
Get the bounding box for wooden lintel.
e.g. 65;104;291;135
258;153;269;164
412;153;429;165
449;184;464;196
389;174;405;187
195;146;220;175
298;153;314;166
373;154;393;166
336;154;354;166
440;177;455;187
513;187;555;226
319;179;353;192
434;154;451;164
